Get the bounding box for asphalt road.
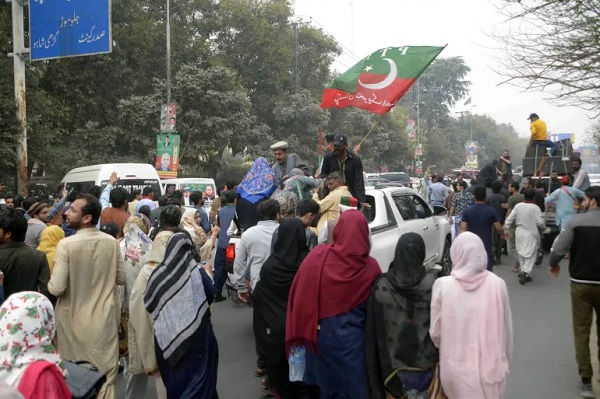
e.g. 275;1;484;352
117;253;599;399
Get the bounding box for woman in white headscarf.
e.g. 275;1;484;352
0;292;70;398
430;232;513;399
181;207;208;254
120;214;153;313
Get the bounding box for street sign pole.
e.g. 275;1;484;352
9;0;29;195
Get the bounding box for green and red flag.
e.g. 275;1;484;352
321;46;446;115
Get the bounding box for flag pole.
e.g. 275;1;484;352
357;113;386;146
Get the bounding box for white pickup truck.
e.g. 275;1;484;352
225;186;452;279
363;187;452;274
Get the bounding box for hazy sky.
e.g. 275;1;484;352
294;0;595;145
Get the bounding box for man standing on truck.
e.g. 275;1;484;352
572;158;591;191
547;170;562;194
548;186;600;399
528;113;558;156
270;141;310;181
321;134;367;208
498;150;513;180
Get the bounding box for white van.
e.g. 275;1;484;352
61;163;163;196
160;178;217;207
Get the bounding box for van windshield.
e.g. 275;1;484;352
101;179;162;195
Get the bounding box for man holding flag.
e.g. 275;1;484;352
320;134;367;207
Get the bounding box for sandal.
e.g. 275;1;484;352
261;377;276;397
255;367;267;377
511;267;519;273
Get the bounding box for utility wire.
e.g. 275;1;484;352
295;15;362;62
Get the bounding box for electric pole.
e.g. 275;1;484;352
9;0;29;195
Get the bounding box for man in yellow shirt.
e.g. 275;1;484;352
528;113;558;156
316;171;352;235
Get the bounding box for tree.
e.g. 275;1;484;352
399;57;471;132
272;89;330;171
585;121;600;148
326;107;412;172
0;6;18;173
117;65;255;179
493;0;600;114
295;25;341;99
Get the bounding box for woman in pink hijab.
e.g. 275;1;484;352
430;232;513;398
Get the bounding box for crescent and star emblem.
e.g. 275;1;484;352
358;58;398;90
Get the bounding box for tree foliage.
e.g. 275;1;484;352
493;0;600;114
1;0;532;191
399;57;471;131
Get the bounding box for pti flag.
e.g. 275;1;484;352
156;134;180;179
320;46;445;115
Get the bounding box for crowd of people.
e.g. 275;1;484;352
0;136;598;398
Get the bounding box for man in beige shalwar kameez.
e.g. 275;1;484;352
49;194;126;399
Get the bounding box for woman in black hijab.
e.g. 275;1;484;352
252;218;315;399
365;233;441;399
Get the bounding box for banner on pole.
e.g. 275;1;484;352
160;103;177;133
155;134;180;179
465;141;480;169
414;144;423;157
406;120;416;140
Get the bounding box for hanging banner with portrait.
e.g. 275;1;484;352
160;103;177;132
156;134;180;179
465;141;480;169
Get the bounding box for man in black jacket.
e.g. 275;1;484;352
320;134;367;207
0;208;53;303
549;186;600;398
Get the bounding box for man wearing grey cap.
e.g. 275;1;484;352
320;133;367;207
270;141;310;181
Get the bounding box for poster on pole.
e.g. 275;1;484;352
405;120;416;140
30;0;112;61
415;160;423;176
160;103;177;133
414;144;423;157
465;141;480;169
155;134;180;179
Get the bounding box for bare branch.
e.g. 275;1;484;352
490;0;600;116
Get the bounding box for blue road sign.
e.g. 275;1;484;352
29;0;112;61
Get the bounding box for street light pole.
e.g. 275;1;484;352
9;0;28;195
166;0;171;102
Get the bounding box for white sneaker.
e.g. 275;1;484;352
579;382;594;398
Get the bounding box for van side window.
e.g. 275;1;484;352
166;184;176;194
